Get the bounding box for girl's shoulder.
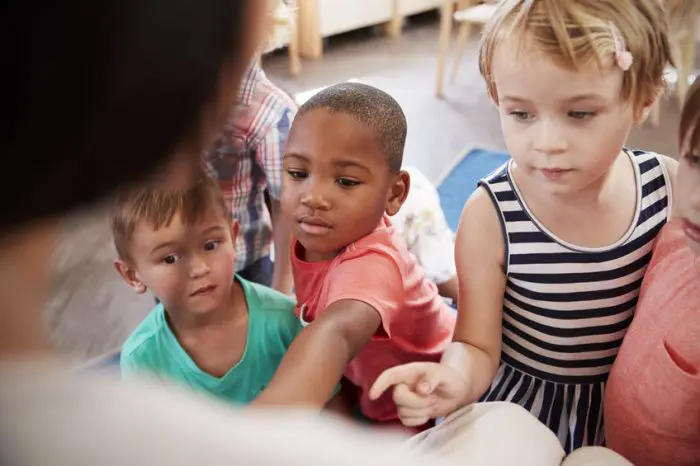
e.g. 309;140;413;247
642;220;693;291
637;220;697;322
649;220;688;265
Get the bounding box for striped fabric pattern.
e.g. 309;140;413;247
478;150;671;453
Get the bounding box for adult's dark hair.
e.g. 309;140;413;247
2;0;257;233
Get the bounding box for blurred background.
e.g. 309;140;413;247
49;0;698;363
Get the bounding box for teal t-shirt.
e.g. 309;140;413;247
120;276;302;405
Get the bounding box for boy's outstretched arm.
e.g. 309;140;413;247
370;187;507;425
253;300;381;408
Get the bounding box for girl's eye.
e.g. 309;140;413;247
162;254;180;265
287;169;307;180
569;111;595;120
685;153;700;166
204;241;220;252
336;178;360;188
509;111;534;122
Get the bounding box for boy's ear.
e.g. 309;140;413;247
114;260;147;294
385;170;411;216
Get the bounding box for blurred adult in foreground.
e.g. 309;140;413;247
0;2;443;465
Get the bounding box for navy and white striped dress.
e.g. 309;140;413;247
478;150;671;453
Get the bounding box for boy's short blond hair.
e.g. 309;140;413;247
111;167;229;263
479;0;673;112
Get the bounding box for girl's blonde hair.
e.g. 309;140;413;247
479;0;673;112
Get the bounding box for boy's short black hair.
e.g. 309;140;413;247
297;82;407;173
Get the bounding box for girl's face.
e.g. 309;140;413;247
491;38;638;197
677;144;700;255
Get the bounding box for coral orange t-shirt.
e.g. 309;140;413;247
605;220;700;466
291;216;456;422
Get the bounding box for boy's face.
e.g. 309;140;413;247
281;108;408;262
116;208;238;315
492;38;638;196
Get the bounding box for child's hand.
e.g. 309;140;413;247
369;362;470;427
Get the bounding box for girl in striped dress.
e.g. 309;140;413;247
370;0;676;453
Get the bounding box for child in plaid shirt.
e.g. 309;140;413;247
204;63;296;294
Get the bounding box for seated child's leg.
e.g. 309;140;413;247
403;402;565;466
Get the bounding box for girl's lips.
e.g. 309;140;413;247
539;168;573;181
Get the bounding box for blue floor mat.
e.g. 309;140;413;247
437;148;510;232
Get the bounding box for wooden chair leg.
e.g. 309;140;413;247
677;13;698;107
450;22;472;83
288;17;302;76
435;1;454;97
677;46;690;108
297;0;323;59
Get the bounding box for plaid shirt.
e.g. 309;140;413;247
204;65;297;271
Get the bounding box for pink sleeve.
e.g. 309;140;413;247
323;253;403;338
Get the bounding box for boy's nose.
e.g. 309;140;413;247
189;254;210;278
300;188;330;210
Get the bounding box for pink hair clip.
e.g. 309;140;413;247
610;22;633;71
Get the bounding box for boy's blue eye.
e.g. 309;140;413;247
686;153;700;165
204;241;219;251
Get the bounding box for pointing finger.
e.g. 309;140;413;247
369;363;431;400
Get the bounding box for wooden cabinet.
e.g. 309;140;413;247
298;0;395;58
296;0;444;60
316;0;393;37
398;0;443;16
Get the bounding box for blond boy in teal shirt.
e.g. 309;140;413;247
112;169;301;405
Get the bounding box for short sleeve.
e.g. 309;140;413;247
119;347;151;378
324;253;403;338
